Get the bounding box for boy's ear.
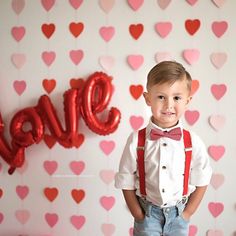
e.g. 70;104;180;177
186;96;192;106
143;92;151;106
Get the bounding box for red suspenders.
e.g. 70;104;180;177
137;128;192;197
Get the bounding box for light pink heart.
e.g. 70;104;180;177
101;223;115;236
208;145;225;161
129;227;134;236
184;110;200;125
12;0;25;15
207;229;224;236
13;80;27;95
212;0;226;8
183;49;200;65
99;56;115;71
11;26;25;42
70;161;85;175
99;0;115;13
99;26;115;42
99;140;115;155
41;0;55;11
69;50;84;65
208;202;224;218
210;52;227;69
208;115;225;131
155;22;172;38
100;170;115;185
211;84;227;100
212;21;228;38
45;213;58;227
129;115;144;130
188;225;198;236
155;52;172;63
0;212;3;224
157;0;171;9
70;215;86;230
211;173;225;190
11;53;26;69
16;185;29;200
15;209;30;224
43;160;58;175
42;51;56;66
186;0;198;6
128;0;144;11
127;55;144;70
69;0;83;9
100;196;115;211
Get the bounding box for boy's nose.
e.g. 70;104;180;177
166;99;174;109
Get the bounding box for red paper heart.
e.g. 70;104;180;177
44;134;57;149
71;189;85;204
41;23;55;39
129;85;143;100
42;79;56;94
129;24;144;40
70;78;85;89
44;187;58;202
185;19;201;35
0;188;3;198
191;80;199;95
69;22;84;38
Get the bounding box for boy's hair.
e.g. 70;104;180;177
146;61;192;91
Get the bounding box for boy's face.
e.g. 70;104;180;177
144;78;192;128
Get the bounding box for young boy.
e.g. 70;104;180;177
115;61;212;236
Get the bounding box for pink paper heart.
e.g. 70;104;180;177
45;213;58;227
129;227;134;236
127;55;144;70
210;52;227;69
212;0;226;8
99;0;115;13
211;173;225;189
99;56;115;71
41;0;55;11
184;110;200;125
0;212;3;224
212;21;228;38
15;209;30;224
69;50;84;65
155;52;172;63
129;115;144;130
70;215;86;230
208;115;225;131
42;51;56;66
186;0;198;6
207;229;224;236
12;0;25;15
101;223;115;236
211;84;227;100
99;169;115;185
99;26;115;42
69;161;85;175
155;22;172;38
16;185;29;200
11;53;26;69
13;80;27;95
11;26;25;42
183;49;200;65
208;145;225;161
100;196;115;211
69;0;83;9
208;202;224;218
188;225;198;236
43;160;58;175
99;140;115;155
157;0;171;9
128;0;144;11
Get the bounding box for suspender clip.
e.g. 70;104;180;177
137;146;145;150
184;147;192;152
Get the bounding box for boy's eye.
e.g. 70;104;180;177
158;95;165;100
174;96;182;101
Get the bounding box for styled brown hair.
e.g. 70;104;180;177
146;61;192;91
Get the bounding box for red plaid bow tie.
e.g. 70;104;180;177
150;127;182;141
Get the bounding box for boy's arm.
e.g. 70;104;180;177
122;189;145;220
182;185;208;220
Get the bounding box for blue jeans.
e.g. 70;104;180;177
133;197;189;236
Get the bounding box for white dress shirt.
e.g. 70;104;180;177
115;119;212;207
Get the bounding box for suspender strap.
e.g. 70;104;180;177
182;129;192;196
137;128;146;196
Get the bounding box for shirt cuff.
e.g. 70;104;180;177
190;166;212;186
114;172;136;190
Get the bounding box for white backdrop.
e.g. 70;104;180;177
0;0;236;235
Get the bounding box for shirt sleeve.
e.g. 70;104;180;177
114;132;138;190
189;132;213;186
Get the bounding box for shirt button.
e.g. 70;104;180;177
162;143;167;147
162;188;165;193
162;166;167;169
